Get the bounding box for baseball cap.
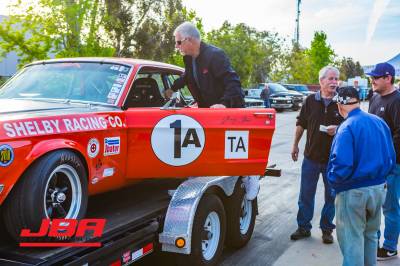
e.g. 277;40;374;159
333;86;360;105
366;62;395;77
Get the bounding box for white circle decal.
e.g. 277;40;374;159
151;115;205;166
87;138;100;158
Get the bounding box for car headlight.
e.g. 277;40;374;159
273;100;277;103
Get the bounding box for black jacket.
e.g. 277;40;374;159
369;90;400;163
172;42;245;108
296;91;344;164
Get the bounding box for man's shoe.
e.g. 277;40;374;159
377;247;398;261
242;175;260;200
290;228;311;240
322;231;333;244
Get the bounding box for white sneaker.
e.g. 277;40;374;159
242;175;260;200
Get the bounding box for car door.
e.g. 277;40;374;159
124;67;276;179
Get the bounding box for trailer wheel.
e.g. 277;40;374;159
2;150;88;241
177;193;226;266
225;180;257;248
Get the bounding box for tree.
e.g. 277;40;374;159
338;57;364;81
307;31;335;83
0;0;114;66
206;22;284;87
103;0;201;62
285;45;314;84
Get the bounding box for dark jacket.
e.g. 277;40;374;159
172;42;245;108
328;108;395;193
369;90;400;163
296;91;344;164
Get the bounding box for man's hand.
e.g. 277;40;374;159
165;89;174;99
210;104;226;108
291;145;299;162
326;125;338;136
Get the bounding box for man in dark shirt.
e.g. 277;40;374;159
166;22;245;108
260;84;271;108
367;62;400;260
290;66;344;244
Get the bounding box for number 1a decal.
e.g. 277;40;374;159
152;115;205;166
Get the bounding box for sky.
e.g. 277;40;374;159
0;0;399;65
181;0;400;65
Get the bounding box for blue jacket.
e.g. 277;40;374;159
327;108;396;193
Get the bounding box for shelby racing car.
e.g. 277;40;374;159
0;58;275;241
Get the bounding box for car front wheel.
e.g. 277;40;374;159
2;150;88;241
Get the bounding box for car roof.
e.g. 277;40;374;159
26;57;184;72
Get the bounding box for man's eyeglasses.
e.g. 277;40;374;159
175;38;188;45
369;75;388;80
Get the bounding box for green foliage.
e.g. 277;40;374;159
0;0;114;66
307;31;335;83
337;57;364;81
206;22;284;87
284;45;314;84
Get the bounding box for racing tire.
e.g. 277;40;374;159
2;150;88;242
176;193;226;266
276;108;284;112
225;180;257;248
292;107;300;111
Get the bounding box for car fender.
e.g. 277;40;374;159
0;138;88;205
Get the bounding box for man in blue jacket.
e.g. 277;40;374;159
328;86;396;266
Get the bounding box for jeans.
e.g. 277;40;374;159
336;184;385;266
297;157;335;231
264;99;270;108
379;164;400;251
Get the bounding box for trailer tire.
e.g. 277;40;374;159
2;150;88;242
176;193;226;266
225;180;257;248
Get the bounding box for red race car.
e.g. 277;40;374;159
0;58;275;240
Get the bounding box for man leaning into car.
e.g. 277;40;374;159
290;66;344;244
165;22;245;108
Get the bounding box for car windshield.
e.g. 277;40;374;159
268;83;289;93
0;62;132;105
293;85;308;91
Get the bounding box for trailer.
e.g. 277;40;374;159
0;167;280;266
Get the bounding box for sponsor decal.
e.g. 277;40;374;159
2;115;123;138
19;218;106;247
102;167;114;177
104;137;121;156
87;138;100;158
0;144;14;167
122;251;131;264
107;92;119;100
151;115;205;166
91;176;99;184
224;131;249;159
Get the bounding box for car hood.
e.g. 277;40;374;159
0;99;117;120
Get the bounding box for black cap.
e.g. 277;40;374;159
333;86;360;105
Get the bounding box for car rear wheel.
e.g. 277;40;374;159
2;150;88;241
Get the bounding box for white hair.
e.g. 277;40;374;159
174;22;201;41
319;66;340;80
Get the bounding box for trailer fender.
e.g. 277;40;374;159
159;175;240;254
